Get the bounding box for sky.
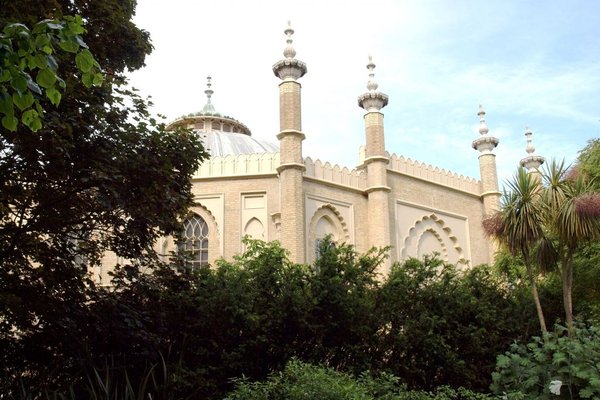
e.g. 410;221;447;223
128;0;600;187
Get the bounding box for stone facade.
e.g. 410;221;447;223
94;24;504;282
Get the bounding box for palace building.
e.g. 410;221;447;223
94;23;545;283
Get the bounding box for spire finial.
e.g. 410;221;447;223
524;126;535;154
520;125;544;170
472;104;499;153
205;75;213;102
478;104;489;136
283;20;296;59
366;55;378;91
273;21;307;81
358;55;388;111
201;75;216;115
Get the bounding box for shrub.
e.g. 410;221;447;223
491;323;600;399
225;359;491;400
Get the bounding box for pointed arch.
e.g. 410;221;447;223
308;204;349;263
400;213;465;264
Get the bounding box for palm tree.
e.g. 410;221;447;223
483;167;548;336
540;160;600;333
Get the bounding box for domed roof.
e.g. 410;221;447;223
167;76;278;158
200;130;278;157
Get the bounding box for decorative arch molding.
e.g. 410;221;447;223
400;213;466;264
308;204;349;263
190;204;221;244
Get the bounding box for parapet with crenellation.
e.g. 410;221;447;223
304;157;366;190
387;152;480;195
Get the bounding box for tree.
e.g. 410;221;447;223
576;138;600;189
483;167;549;336
0;1;207;392
485;161;600;335
539;160;600;332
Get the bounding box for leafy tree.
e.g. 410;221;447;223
576;138;600;189
483;168;548;335
539;160;600;332
0;15;102;131
0;0;206;393
485;162;600;334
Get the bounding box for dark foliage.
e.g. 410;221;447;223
0;0;207;395
374;256;535;391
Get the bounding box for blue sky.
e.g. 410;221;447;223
129;0;600;186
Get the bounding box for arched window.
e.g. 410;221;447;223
314;216;338;261
179;214;209;270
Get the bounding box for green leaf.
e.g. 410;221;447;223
22;109;42;131
59;39;79;53
12;91;34;111
36;68;57;89
2;114;18;131
34;19;63;32
34;33;51;49
46;55;58;71
3;23;29;36
26;77;42;95
11;74;28;92
0;95;14;115
81;72;93;88
0;69;11;83
75;49;94;73
92;72;103;86
33;54;49;69
46;87;61;106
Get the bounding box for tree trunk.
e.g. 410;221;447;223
563;249;575;335
524;254;548;337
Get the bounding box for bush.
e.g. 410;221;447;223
225;359;492;400
375;256;535;391
491;323;600;399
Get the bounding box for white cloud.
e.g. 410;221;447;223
129;0;600;186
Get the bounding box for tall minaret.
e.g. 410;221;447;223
358;57;392;273
472;105;500;262
272;22;307;264
519;126;545;181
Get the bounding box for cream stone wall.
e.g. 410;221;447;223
189;175;280;262
396;200;470;266
304;177;371;261
386;171;489;266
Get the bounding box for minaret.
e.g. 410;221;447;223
472;105;500;262
272;22;307;264
358;56;392;273
519;126;545;181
